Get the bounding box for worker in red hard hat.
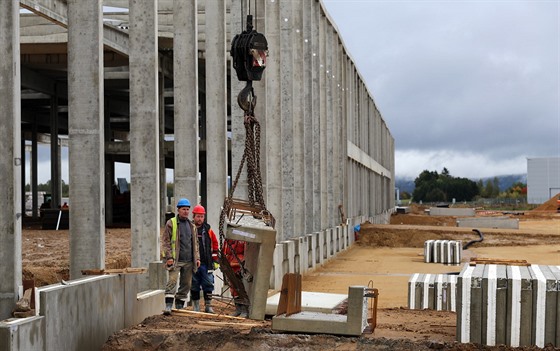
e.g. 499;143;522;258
190;204;219;313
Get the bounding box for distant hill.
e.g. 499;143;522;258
395;174;527;194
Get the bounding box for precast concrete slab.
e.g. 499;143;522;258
481;264;508;346
457;264;485;344
424;240;462;264
429;207;475;216
0;316;45;351
506;265;533;347
456;216;519;229
409;273;456;311
265;291;348;315
529;264;557;347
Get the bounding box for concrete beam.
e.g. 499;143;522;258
20;0;129;56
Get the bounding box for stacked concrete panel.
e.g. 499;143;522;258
269;224;353;290
424;240;462;264
456;264;560;348
408;273;457;311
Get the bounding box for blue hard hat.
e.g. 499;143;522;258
177;198;191;208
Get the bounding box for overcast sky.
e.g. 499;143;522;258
322;0;559;180
31;1;558;184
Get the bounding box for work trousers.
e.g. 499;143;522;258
191;264;215;300
165;261;195;302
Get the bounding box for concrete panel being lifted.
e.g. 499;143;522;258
457;216;519;229
429;207;476;216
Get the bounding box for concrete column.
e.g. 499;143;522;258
292;2;304;238
279;1;294;241
325;25;334;228
319;13;327;229
158;73;166;225
302;1;314;234
311;1;321;232
230;0;248;201
205;0;227;231
31;124;39;217
264;0;282;239
50;95;61;208
0;0;22;320
128;0;160;273
67;0;105;279
173;0;199;207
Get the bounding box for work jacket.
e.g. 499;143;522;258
161;216;200;271
196;223;219;269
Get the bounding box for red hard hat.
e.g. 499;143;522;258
192;204;206;215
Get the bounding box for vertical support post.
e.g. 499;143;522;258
173;0;199;206
264;0;282;239
50;95;61;208
292;1;304;237
0;0;22;320
128;0;160;279
205;0;227;230
311;1;321;232
67;0;105;279
230;0;248;201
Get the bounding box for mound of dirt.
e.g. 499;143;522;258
532;193;560;212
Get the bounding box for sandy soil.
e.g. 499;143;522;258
21;201;560;350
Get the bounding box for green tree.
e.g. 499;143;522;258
412;168;479;202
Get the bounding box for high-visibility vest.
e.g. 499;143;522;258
161;217;179;260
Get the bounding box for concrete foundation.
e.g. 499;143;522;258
456;216;519;229
272;286;369;336
0;269;164;351
456;263;560;348
429;207;475;216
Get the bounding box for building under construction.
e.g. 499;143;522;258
0;1;394;349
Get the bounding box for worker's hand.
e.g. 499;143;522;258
196;259;201;268
212;262;220;270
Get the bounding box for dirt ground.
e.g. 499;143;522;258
21;200;560;350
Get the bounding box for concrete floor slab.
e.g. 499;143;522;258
266;291;347;315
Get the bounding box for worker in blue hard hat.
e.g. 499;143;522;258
161;198;201;315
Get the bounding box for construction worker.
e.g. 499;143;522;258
223;239;248;318
190;204;219;313
161;198;200;315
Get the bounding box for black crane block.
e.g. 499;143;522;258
230;15;268;82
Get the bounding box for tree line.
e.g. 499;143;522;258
408;168;527;203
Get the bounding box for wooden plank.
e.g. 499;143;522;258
469;258;530;266
197;320;262;328
81;267;147;275
171;309;247;320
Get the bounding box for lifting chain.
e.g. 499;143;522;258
217;11;270;309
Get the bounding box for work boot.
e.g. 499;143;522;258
239;304;249;318
204;300;214;314
163;297;174;315
230;303;242;317
192;299;200;312
175;300;184;310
